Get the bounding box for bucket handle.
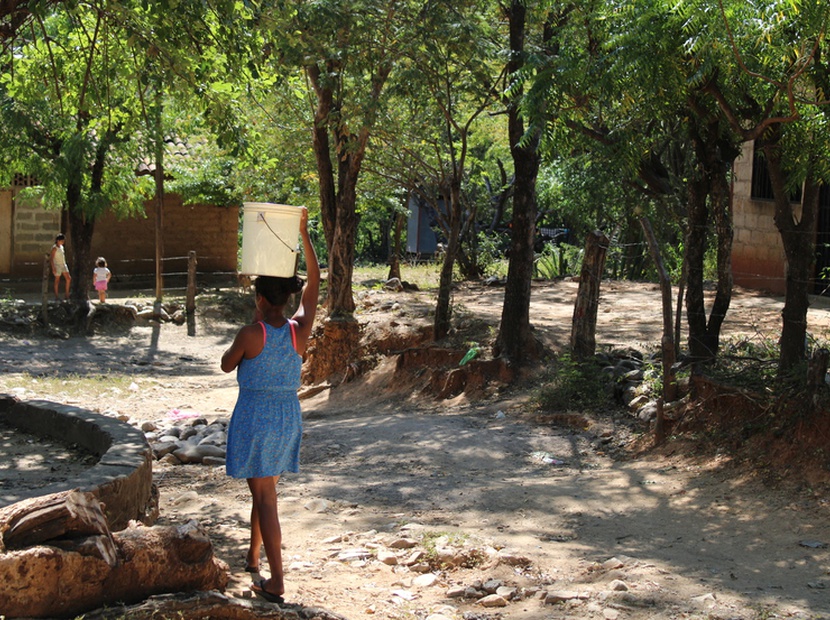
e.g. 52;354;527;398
258;211;300;253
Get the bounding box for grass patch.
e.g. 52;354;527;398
0;372;137;399
353;263;442;291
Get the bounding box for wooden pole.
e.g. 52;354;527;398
186;251;197;337
570;230;609;359
639;215;677;443
153;90;164;305
186;251;197;313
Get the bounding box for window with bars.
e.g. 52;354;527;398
750;141;802;203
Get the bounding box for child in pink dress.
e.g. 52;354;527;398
92;257;112;302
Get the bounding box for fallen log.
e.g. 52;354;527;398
0;489;110;552
0;513;228;618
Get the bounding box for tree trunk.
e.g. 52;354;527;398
327;182;359;315
493;0;543;365
387;208;405;281
66;128;120;309
0;490;111;552
67;201;94;304
0;490;228;619
684;115;737;360
764;136;820;373
434;182;463;340
308;64;337;256
307;62;389;317
41;254;50;325
570;230;609;359
709;156;734;347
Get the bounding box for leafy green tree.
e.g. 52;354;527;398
368;79;509;282
601;2;741;362
254;0;422;317
678;0;830;372
493;0;551;364
519;0;744;361
382;2;502;339
0;3;153;304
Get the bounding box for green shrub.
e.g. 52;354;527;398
479;231;514;278
534;243;582;279
535;352;610;412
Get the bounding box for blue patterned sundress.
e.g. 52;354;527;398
226;321;302;478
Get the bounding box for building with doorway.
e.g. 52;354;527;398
731;140;830;295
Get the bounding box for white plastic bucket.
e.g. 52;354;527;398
240;203;302;277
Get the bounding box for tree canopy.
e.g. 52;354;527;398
2;0;830;373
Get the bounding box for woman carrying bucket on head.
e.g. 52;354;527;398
221;206;320;605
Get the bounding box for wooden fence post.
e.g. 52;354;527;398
570;230;609;359
639;215;677;444
186;251;197;337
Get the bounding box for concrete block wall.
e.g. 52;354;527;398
731;141;787;294
12;190;61;274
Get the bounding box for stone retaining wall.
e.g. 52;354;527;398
0;395;157;530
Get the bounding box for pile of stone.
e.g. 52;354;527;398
142;416;228;466
596;347;688;422
0;299;36;329
0;298;187;339
127;301;188;325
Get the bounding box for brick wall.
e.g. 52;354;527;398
90;193;239;276
6;192;239;278
731;141;787;294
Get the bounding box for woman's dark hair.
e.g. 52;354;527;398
255;275;304;307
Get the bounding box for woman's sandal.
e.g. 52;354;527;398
251;579;284;605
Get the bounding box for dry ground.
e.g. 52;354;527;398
2;279;830;620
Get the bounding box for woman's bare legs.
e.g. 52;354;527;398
247;499;262;570
247;476;284;596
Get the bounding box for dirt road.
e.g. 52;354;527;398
2;280;830;619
